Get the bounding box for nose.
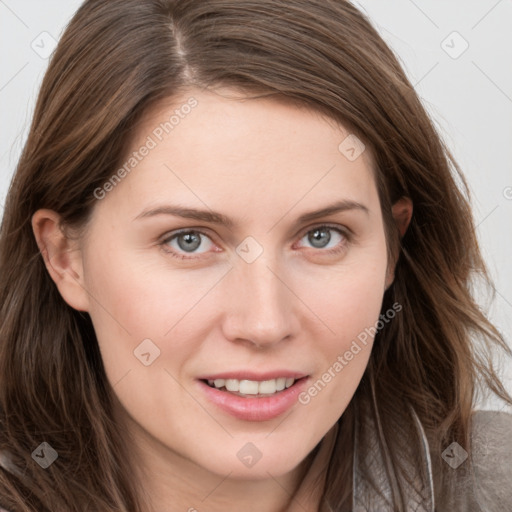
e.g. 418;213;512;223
220;252;299;349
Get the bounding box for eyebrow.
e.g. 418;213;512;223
133;199;369;228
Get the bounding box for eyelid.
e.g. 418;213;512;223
292;223;352;253
160;227;219;253
295;222;352;240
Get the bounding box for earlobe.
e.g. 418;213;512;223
392;196;413;238
385;196;413;289
31;209;90;312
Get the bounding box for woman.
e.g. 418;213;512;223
0;1;511;511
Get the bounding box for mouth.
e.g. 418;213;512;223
196;375;310;421
201;376;303;397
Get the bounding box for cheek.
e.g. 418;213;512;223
293;240;388;410
295;242;388;344
82;242;231;380
319;266;385;328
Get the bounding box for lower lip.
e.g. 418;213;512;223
197;378;309;422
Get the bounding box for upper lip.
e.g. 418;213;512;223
198;370;308;381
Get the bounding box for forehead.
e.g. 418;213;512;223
94;86;378;223
132;86;372;164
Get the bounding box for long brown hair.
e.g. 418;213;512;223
1;1;510;510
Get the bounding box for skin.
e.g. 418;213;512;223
32;87;412;512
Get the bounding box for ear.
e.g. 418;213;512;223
31;209;90;312
385;196;413;289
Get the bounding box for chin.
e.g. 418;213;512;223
193;438;311;481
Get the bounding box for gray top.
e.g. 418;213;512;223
353;408;512;511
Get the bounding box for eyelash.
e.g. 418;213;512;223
159;224;352;261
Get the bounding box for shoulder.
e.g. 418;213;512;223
433;408;512;512
468;409;512;511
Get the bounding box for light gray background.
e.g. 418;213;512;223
1;1;511;410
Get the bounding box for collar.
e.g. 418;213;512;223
285;400;435;511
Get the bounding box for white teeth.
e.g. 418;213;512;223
206;377;298;395
258;379;278;394
239;380;259;395
276;377;286;391
225;379;240;392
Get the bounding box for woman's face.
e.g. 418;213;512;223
61;88;395;481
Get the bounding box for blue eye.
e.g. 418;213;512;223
162;230;214;259
160;224;350;260
297;225;347;251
